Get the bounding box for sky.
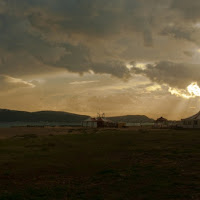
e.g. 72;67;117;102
1;0;200;120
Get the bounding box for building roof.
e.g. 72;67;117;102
182;111;200;120
155;117;168;122
84;117;97;122
97;117;114;123
84;116;114;123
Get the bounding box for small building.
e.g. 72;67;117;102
181;111;200;128
117;122;126;128
82;117;98;128
82;115;116;128
96;116;116;128
154;117;168;128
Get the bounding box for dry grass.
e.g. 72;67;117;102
0;127;199;199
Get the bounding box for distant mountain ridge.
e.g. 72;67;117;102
0;109;89;123
0;109;154;123
108;115;154;123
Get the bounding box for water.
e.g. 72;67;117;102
126;122;154;127
0;122;154;128
0;122;81;128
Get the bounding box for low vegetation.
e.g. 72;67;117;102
0;128;199;200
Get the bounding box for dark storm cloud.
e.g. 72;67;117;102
0;0;200;80
171;0;200;21
131;61;200;88
160;24;200;46
161;25;193;42
0;0;158;78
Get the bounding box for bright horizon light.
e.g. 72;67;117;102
169;82;200;99
126;62;147;70
187;82;200;97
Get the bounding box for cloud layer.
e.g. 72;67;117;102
131;61;200;89
0;0;200;79
0;75;35;91
1;0;200;119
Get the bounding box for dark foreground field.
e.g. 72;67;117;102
0;128;199;200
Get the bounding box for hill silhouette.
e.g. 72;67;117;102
0;109;154;123
108;115;154;123
0;109;88;123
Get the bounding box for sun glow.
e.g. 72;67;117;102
169;82;200;99
126;62;147;70
126;64;133;70
187;82;200;96
135;63;146;70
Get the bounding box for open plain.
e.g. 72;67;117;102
0;127;199;200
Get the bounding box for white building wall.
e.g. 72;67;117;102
182;119;200;128
82;121;97;128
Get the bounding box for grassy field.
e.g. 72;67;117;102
0;127;199;200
